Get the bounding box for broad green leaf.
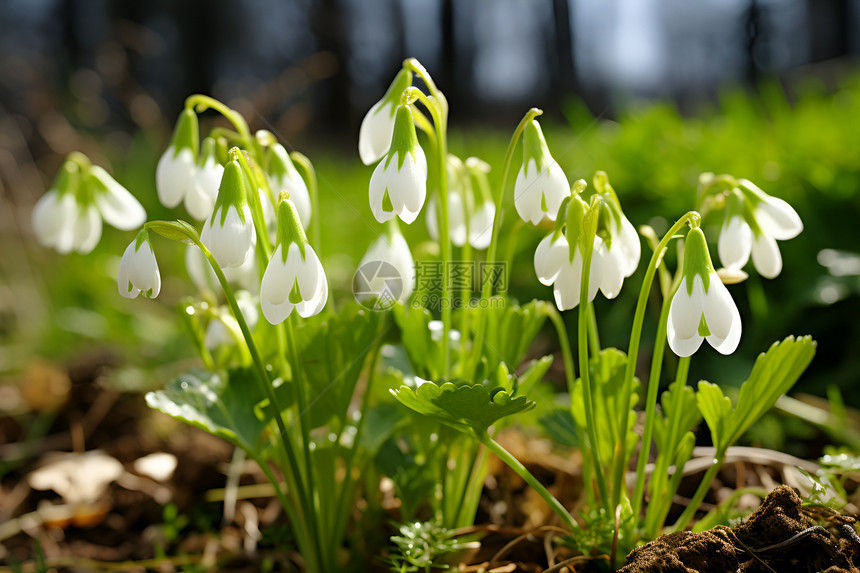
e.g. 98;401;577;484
145;368;269;454
472;298;548;374
391;379;535;436
696;381;733;452
728;335;816;445
653;381;701;456
294;303;386;430
570;348;639;463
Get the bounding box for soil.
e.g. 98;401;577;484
620;486;860;573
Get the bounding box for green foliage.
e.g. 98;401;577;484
384;520;472;573
570;348;638;464
145;367;270;454
698;335;817;452
391;379;535;437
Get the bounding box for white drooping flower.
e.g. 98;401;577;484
718;181;803;279
514;120;570;225
668;226;742;357
591;182;641;299
533;194;602;311
185;137;223;221
465;157;496;250
359;68;413;166
260;195;328;323
200;159;256;269
156;109;199;210
204;290;260;350
267;143;311;229
357;221;415;306
32;157;146;255
118;229;160;299
369;104;427;224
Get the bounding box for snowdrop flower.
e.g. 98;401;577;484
260;193;328;323
357;220;415;305
369;104;427;224
718;181;803;279
200;159;257;269
514;120;570;225
186;137;223;221
32;156;146;255
205;291;259;349
534;193;602;311
118;229;160;299
156;108;199;210
668;226;742;357
267;143;311;228
591;186;641;299
359;68;413;165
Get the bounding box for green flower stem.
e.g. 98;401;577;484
671;453;725;532
456;443;489;528
284;313;325;569
502;218;526;292
178;301;215;371
185;94;251;144
230;148;274;259
610;211;700;513
457;240;473;375
470;108;543;378
290;151;321;255
644;355;691;538
631;286;674;519
171;226;322;572
544;305;577;397
480;432;578;532
577;202;611;512
403;82;451;376
587;302;601;359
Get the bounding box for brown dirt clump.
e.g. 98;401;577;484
620;485;860;573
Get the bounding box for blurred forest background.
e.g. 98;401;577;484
2;0;860;427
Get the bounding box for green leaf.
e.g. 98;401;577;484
391;379;535;436
696;380;733;452
294;303;386;430
145;368;269;454
146;219;198;244
654;381;701;456
515;355;554;397
728;335;816;445
392;303;439;380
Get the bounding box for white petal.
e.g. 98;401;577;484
32;190;77;251
73;205;102;254
388;151;427;224
543;162;570;221
270;171;311;229
118;242;141;299
295;245;328;317
156;147;196;208
718;215;752;271
187;159;222;221
448;191;467;247
260;244;296;324
751;232;782;279
668;276;703;341
514;161;544;225
201;205;256;268
369;159;395;223
359;101;395;166
704;277;742;355
91;166;146;230
468;201;495;250
755;196;803;240
617;216;641;277
597;241;625;299
552;250;584;311
534;234;568;286
667;316;704;357
184;179;215;221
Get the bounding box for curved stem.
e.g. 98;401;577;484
544;305;577;398
577;202;610;511
470;108;543;378
480;433;578;532
610;211;700;512
185;94;251;144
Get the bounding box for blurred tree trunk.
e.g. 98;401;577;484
550;0;577;111
313;0;350;131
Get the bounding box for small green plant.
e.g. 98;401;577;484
383;520;473;573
